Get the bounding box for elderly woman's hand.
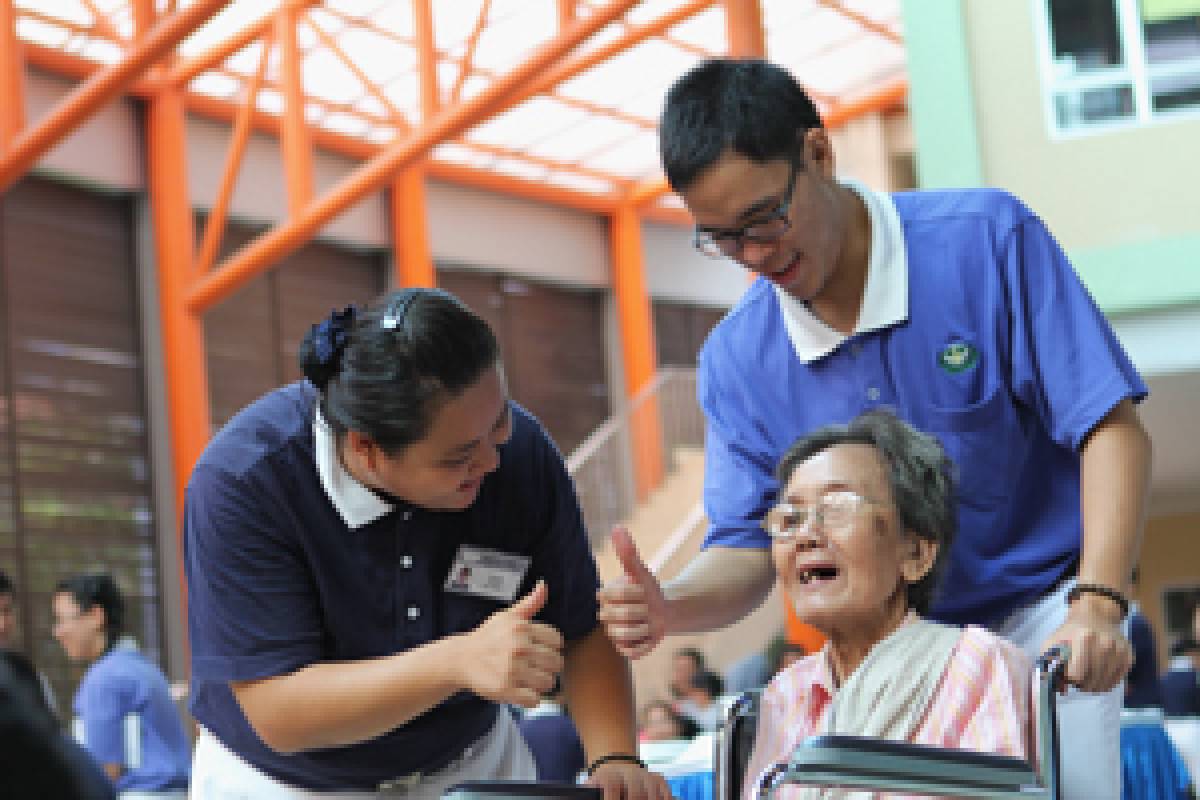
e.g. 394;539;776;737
1044;595;1132;693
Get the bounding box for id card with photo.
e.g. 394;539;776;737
444;545;531;603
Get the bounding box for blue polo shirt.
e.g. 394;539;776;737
72;639;191;792
184;381;600;791
700;187;1146;625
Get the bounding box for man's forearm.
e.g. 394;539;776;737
1078;399;1151;599
662;546;776;634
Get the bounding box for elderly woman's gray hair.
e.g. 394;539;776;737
775;409;957;614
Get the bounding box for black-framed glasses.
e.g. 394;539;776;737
693;160;799;259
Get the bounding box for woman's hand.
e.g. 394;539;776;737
455;580;564;708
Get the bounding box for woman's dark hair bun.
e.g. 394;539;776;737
298;305;357;390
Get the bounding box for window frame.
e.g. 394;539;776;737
1032;0;1200;138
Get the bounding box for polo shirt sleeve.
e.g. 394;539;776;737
184;464;324;683
77;667;133;766
698;342;775;550
523;422;600;643
1001;203;1147;450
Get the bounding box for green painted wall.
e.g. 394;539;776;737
900;0;1200;315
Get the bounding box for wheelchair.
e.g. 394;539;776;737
441;646;1067;799
719;645;1068;800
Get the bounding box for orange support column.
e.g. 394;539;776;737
389;167;436;288
277;5;313;216
610;202;663;501
723;0;766;57
146;87;212;527
0;0;25;150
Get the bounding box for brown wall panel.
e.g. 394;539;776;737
0;177;161;711
438;269;610;456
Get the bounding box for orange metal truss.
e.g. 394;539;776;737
0;0;911;599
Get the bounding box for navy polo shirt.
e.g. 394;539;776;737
184;381;600;791
699;187;1146;625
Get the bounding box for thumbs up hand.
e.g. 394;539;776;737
461;580;564;708
597;527;670;660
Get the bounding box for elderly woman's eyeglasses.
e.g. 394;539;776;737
693;161;799;259
761;491;875;540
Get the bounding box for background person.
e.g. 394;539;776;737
743;410;1031;800
52;573;190;797
597;57;1151;800
0;648;116;800
184;289;668;799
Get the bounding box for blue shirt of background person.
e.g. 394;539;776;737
184;289;671;799
52;573;190;792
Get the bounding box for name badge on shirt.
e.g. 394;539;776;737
444;545;531;603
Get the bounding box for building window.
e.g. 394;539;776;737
1036;0;1200;133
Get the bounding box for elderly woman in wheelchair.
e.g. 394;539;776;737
741;410;1033;799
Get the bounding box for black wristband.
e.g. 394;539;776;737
1066;582;1129;620
586;753;647;776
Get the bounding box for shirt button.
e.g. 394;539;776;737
402;511;412;521
400;555;413;569
867;387;881;401
407;606;420;620
851;342;862;356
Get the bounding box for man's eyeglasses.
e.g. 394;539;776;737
761;491;875;540
693;161;799;259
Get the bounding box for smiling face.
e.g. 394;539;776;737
342;364;513;512
680;128;866;315
771;444;938;654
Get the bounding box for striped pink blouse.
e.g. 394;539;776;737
742;625;1032;800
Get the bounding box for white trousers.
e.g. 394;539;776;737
189;709;535;800
989;578;1123;800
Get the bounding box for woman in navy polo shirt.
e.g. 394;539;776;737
184;288;669;799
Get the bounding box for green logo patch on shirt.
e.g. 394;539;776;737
938;341;979;374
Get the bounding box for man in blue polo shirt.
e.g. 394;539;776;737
597;59;1151;800
185;290;669;798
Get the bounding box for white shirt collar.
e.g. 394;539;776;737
773;179;909;363
313;410;393;529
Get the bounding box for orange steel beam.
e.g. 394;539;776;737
448;0;493;105
0;0;231;192
390;168;437;289
277;5;313;216
195;32;272;277
318;5;657;131
0;0;25;150
131;0;156;35
723;0;766;57
303;16;409;131
628;176;671;207
188;0;643;314
610;201;663;500
177;79;625;216
528;0;716;99
412;0;439;120
168;0;319;87
816;0;902;44
557;0;577;28
145;85;212;576
823;78;907;128
77;0;125;43
459;137;631;189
